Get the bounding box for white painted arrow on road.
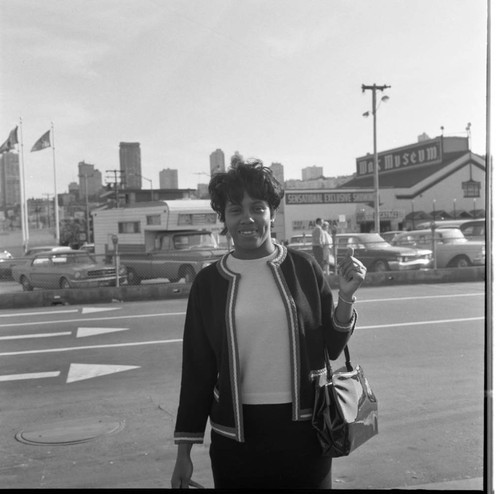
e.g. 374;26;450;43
76;327;128;338
66;363;140;383
0;363;140;383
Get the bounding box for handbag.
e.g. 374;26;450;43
311;345;378;457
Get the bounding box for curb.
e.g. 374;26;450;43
0;267;485;309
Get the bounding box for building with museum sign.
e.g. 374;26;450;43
276;134;485;242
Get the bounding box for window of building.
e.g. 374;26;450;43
146;215;161;225
118;221;140;234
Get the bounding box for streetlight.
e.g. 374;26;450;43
362;83;391;233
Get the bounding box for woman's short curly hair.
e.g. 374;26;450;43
208;157;284;223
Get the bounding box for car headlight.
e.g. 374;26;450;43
74;272;82;279
119;265;127;275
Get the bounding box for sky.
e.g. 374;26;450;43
0;0;492;199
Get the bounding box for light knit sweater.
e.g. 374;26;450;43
226;249;292;404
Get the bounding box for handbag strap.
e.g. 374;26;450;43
324;345;353;379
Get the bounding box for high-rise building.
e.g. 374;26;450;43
302;165;323;181
270;162;284;186
0;152;20;208
159;168;179;189
119;142;142;188
78;161;102;199
210;148;225;176
229;151;243;167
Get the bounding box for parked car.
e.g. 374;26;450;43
0;250;14;280
334;233;433;272
7;246;76;274
390;228;485;268
287;233;335;268
11;250;128;291
415;219;485;241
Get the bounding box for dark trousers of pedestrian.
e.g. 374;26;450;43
209;403;332;489
312;246;324;267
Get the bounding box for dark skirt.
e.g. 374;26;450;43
209;403;332;489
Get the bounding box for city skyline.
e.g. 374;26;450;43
0;0;491;200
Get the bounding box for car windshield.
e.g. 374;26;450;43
338;234;391;249
439;230;467;243
51;253;96;264
290;235;311;244
172;232;217;250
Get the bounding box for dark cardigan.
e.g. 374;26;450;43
173;244;357;444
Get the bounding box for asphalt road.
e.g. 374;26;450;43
0;282;486;489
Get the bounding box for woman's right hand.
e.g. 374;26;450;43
171;445;194;488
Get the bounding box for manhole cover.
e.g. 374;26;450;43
15;416;125;445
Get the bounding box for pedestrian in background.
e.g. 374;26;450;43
322;221;332;276
171;157;366;489
311;217;324;266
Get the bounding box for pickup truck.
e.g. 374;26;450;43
390;228;485;268
118;229;227;284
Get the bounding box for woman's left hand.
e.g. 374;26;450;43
337;246;366;297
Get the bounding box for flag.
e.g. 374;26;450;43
0;126;18;153
31;130;51;152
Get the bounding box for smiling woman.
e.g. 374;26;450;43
171;157;367;489
209;159;282;260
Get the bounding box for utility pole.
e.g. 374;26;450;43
106;169;124;207
79;172;91;243
362;83;391;234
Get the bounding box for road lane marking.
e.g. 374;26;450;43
0;338;183;356
77;327;128;338
66;363;139;383
81;307;121;314
359;316;484;329
0;312;186;328
0;307;120;319
0;309;79;318
0;292;484;328
0;371;61;382
0;332;72;340
0;313;484;357
0;327;128;340
359;293;484;303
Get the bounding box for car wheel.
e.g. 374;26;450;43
127;268;141;285
60;277;71;289
449;256;471;268
373;260;389;272
20;275;33;291
180;266;196;283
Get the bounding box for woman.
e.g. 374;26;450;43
171;158;366;489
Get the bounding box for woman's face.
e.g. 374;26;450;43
224;190;275;259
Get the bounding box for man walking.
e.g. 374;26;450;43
311;218;325;266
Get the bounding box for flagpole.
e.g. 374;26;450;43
51;122;60;244
18;118;29;252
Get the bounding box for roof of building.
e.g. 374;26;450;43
339;151;472;189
